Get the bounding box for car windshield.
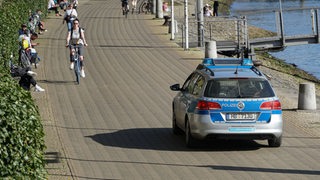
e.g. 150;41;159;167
204;78;275;98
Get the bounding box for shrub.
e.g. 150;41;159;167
0;75;46;179
0;0;48;178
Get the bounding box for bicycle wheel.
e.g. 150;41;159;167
140;3;148;14
74;59;80;84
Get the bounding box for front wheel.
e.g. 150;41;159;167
74;60;80;84
140;3;148;14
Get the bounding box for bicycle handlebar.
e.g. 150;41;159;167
67;44;88;48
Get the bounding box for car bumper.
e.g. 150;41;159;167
189;114;283;140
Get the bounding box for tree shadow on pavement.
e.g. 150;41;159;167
45;152;61;164
86;128;264;152
38;79;77;85
199;165;320;176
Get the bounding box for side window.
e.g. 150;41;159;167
181;73;195;91
186;74;200;94
192;76;205;96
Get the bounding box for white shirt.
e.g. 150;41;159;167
48;0;56;9
64;9;78;21
71;28;85;45
72;0;79;6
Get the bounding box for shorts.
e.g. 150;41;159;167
70;44;84;56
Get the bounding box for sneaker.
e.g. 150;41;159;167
27;71;37;76
35;85;45;92
70;62;74;70
80;69;85;78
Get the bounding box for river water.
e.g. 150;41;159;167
230;0;320;80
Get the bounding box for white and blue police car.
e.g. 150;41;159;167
170;58;282;148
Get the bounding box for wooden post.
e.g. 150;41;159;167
316;9;320;43
279;10;285;46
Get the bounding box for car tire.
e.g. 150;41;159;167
185;119;197;148
172;112;182;135
268;136;282;147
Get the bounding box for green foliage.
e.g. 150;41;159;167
0;75;46;179
0;0;47;72
0;0;48;178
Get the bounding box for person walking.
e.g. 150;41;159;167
63;3;78;32
213;0;219;16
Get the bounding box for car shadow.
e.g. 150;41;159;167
86;128;264;152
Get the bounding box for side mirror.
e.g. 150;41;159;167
170;84;181;91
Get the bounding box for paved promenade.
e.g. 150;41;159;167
33;0;320;179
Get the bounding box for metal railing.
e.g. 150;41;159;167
175;16;248;52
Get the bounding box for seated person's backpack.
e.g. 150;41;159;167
19;49;31;68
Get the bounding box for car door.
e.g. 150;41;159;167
175;73;201;128
174;73;193;123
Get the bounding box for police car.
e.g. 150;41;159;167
170;57;282;148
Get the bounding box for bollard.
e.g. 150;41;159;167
298;83;317;110
168;20;178;34
205;41;217;58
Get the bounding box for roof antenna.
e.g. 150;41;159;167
234;65;239;74
235;47;243;74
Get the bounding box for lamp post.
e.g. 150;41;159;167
279;0;285;46
170;0;175;40
184;0;189;50
279;0;283;13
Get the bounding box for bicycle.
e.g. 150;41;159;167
69;45;81;84
138;0;152;14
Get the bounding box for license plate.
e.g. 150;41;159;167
226;113;256;120
229;127;255;132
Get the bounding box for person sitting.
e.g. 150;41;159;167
18;24;29;36
32;9;47;34
71;0;79;10
48;0;62;16
59;0;69;11
10;64;45;92
18;28;40;68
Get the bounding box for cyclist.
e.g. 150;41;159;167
121;0;129;15
65;19;88;78
131;0;137;13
